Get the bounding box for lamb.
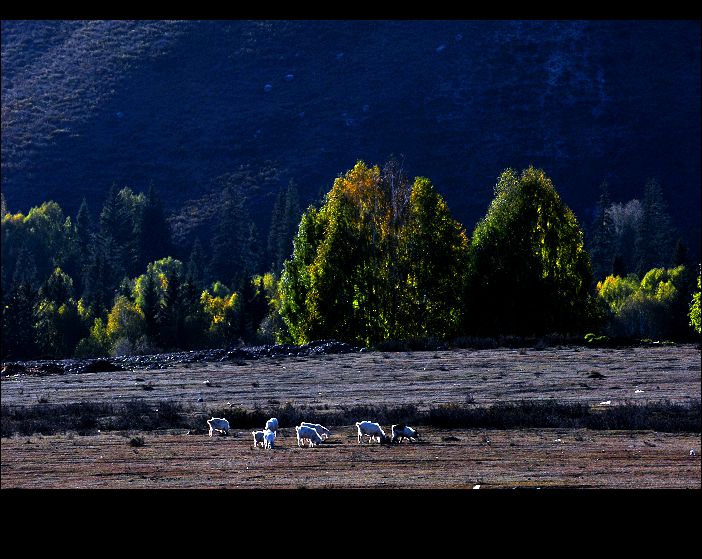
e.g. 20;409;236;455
355;421;389;444
207;417;230;437
263;429;276;449
391;424;419;443
300;422;331;440
252;430;266;448
296;425;324;447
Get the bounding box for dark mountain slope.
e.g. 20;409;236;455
1;20;699;256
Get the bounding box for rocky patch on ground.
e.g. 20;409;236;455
0;340;360;378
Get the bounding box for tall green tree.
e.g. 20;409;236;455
10;244;38;290
135;185;173;273
587;181;616;282
1;202;72;292
690;265;701;335
136;266;161;343
394;177;469;340
465;166;595;336
34;268;84;358
156;269;182;350
81;250;112;318
98;185;147;285
74;198;94;296
185;237;209;289
1;282;37;360
280;160;469;346
634;178;675;276
209;184;255;289
267;181;302;274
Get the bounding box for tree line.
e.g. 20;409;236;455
1;160;700;360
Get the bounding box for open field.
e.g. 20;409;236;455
1;427;699;489
2;345;700;411
1;345;700;489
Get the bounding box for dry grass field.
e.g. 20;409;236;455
2;427;699;489
1;345;700;489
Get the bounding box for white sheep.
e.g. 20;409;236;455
300;422;331;440
265;417;279;433
263;429;276;449
355;421;389;444
296;425;324;447
391;424;419;443
207;417;230;437
252;430;266;448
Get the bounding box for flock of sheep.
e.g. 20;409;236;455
206;416;419;448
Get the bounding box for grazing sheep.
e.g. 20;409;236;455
263;429;276;449
252;430;266;448
355;421;389;444
391;424;419;443
265;417;279;433
300;422;331;440
296;425;324;447
207;417;230;437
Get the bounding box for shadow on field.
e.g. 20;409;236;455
2;398;700;437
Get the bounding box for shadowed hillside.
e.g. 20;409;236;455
1;20;700;256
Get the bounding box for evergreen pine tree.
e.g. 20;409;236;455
186;237;209;289
82;250;113;317
267;182;301;274
588;181;616;282
243;222;262;279
1;282;37;359
267;187;287;272
136;185;172;272
156;271;183;350
611;254;627;278
98;185;128;290
634;179;676;275
11;245;38;290
672;238;690;268
38;267;74;306
74;198;94;295
75;198;94;254
139;268;161;343
179;275;208;349
209;184;250;288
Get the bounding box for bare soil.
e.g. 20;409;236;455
1;345;700;489
2;427;699;489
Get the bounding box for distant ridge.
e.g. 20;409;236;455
2;20;699;256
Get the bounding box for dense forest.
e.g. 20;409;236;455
1;159;699;361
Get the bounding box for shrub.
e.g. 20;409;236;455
596;266;689;339
690;266;701;335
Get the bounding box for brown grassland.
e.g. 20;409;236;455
1;345;700;489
